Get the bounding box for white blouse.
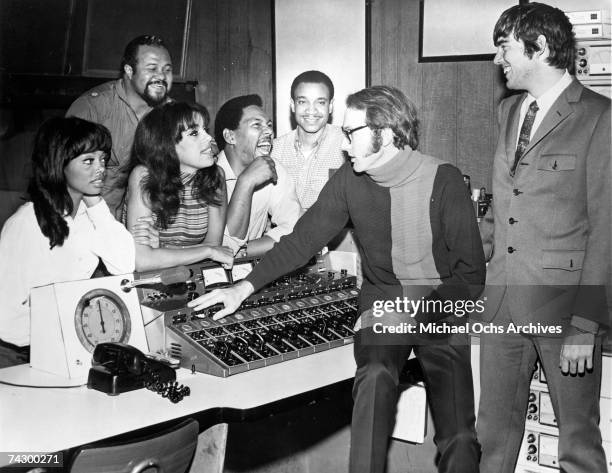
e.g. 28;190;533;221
0;200;135;346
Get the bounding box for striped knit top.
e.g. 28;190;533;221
155;172;209;247
122;172;210;247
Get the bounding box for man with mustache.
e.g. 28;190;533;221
214;94;302;257
67;35;173;219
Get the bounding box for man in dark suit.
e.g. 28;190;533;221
478;3;610;473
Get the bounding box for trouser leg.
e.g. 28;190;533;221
478;330;538;473
0;342;29;368
350;328;413;473
535;337;606;473
415;339;480;473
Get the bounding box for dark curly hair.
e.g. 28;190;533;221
290;70;334;100
27;117;112;249
493;3;575;70
127;101;224;229
120;35;168;76
214;94;263;152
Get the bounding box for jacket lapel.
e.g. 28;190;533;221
520;80;581;160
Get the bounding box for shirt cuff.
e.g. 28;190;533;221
265;227;289;243
570;315;599;334
222;228;247;255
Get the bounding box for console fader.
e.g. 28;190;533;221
136;259;359;377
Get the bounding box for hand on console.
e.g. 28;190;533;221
187;280;255;320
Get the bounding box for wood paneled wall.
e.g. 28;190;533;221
185;0;274;133
370;0;508;190
185;0;504;190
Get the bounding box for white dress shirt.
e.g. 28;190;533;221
516;70;573;144
216;151;303;253
0;199;135;346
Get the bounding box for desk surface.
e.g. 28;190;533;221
0;344;356;464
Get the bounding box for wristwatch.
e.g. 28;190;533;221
237;245;248;259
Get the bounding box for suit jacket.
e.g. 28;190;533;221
481;79;611;332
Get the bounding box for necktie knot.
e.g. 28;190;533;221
529;100;539;113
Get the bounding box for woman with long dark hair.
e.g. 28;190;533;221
0;117;135;367
123;101;232;271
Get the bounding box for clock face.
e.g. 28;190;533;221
74;289;131;352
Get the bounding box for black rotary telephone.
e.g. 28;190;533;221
87;343;189;402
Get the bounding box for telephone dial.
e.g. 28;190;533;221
87;343;190;402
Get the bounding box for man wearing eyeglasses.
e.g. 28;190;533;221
190;86;485;473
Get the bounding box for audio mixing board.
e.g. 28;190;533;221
136;259;359;377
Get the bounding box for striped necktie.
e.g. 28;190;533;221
511;100;539;176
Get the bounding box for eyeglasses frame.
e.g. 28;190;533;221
341;124;370;143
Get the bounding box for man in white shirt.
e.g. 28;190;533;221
271;70;345;210
214;94;302;258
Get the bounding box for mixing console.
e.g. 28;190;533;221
135;259;359;377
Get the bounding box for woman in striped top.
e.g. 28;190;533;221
123;102;233;271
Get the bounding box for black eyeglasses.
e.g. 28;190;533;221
341;125;369;143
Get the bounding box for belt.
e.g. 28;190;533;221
0;338;30;355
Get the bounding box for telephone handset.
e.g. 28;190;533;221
88;343;189;402
91;342;148;376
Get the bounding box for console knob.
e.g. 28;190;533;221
579;59;587;67
527;434;536;443
528;404;537;413
527;445;537;455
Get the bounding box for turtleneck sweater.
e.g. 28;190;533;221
246;147;485;320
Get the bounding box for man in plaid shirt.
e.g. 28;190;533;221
272;70;346;210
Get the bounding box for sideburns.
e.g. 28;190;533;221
372;129;383;153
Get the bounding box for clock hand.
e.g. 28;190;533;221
98;300;106;334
